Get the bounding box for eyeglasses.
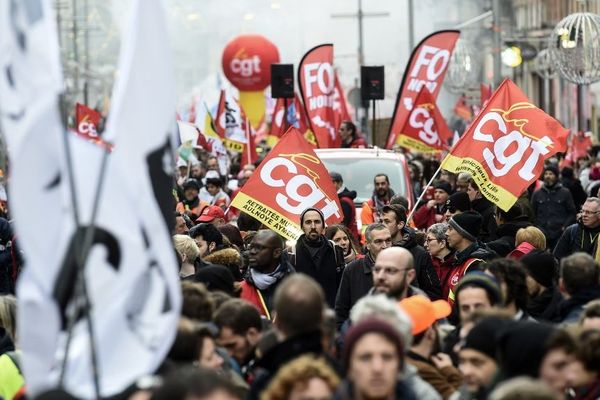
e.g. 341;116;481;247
425;237;438;243
580;209;600;216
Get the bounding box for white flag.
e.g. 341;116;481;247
7;0;182;397
1;1;69;395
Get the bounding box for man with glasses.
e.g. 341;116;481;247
240;230;294;319
335;223;392;328
554;197;600;260
372;247;424;301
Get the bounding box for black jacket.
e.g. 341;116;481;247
248;331;328;400
334;254;374;328
554;223;600;260
527;285;563;322
0;218;16;294
471;197;498;242
531;183;576;244
292;235;344;307
554;286;600;324
393;228;442;300
561;177;588;210
486;216;532;257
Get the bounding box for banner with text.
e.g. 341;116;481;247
386;30;460;149
299;44;345;148
397;87;452;152
231;127;342;240
441;79;569;211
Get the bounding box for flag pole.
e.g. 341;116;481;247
407;163;444;223
57;94;103;398
246;118;251;166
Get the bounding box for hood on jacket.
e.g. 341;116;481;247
507;241;537;260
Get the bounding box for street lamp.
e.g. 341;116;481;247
549;12;600;132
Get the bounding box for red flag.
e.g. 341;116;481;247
214;90;227;138
298;44;340;148
75;103;102;139
230;127;343;240
269;94;311;142
571;131;592;161
441;79;569;211
386;30;460;149
331;72;352;147
480;83;492;107
241;118;258;166
453;95;473;120
397;88;452;152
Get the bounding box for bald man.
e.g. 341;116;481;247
372;247;425;300
240;230;295;319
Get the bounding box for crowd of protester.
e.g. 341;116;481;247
1;133;600;400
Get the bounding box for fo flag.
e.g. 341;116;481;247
299;44;344;148
76;103;102;139
397;88;452;152
386;30;460;149
441;79;568;211
231;127;342;240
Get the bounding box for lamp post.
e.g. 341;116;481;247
549;12;600;133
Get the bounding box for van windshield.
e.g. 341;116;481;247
320;158;409;205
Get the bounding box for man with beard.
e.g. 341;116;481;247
292;208;344;307
371;247;424;300
554;197;600;260
361;173;395;226
532;165;576;249
330;172;359;241
335;223;392;327
240;230;294;320
176;178;209;220
381;204;441;299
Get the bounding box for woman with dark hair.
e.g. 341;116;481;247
325;224;362;264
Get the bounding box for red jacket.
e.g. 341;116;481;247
413;204;445;230
431;252;455;301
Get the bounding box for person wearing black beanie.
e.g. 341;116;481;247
458;317;510;399
520;250;562;321
531;163;577;249
444;191;471;220
465;178;498;242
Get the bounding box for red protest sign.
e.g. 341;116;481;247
299;44;342;148
397;87;452;152
386;30;460;149
76;103;101;139
231;127;342;239
441;79;568;211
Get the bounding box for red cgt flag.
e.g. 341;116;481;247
441;79;569;211
75;103;102;139
397;87;452;152
230;127;343;240
386;30;460;149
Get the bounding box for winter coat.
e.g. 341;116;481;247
248;331;329;400
562;177;588;210
431;251;457;302
471;197;497;242
407;351;462;400
338;187;359;240
292;235;345;307
555;286;600;324
203;248;244;281
413;203;446;230
446;242;497;305
0;219;17;294
526;286;563;322
486;216;532;257
240;252;295;319
394;228;442;300
554;223;600;260
334;253;375;328
531;183;577;246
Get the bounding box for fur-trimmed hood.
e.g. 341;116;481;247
204;247;242;267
